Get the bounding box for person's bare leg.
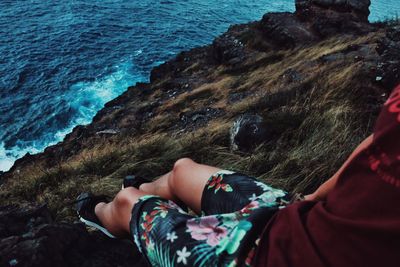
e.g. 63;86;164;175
140;158;221;214
93;158;220;237
94;187;147;237
139;171;176;201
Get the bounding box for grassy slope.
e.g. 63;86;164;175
0;21;394;221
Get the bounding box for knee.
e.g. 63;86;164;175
113;188;137;210
169;158;194;187
173;158;194;172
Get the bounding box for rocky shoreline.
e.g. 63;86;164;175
5;0;398;176
1;0;400;266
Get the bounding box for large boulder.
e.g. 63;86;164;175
230;114;270;151
295;0;372;36
211;33;245;64
296;0;370;22
259;12;318;48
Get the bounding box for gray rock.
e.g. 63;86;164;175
300;0;370;14
228;91;252;104
260;13;318;48
212;34;245;64
375;27;400;89
282;69;303;83
96;129;120;135
230;114;269;151
179;108;224;132
313;0;370;13
295;0;372;36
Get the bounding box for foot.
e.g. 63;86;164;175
75;192;116;238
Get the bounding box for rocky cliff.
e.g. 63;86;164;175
1;0;400;266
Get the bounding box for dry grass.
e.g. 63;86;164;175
0;30;387;221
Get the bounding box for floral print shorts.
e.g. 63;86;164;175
129;171;291;267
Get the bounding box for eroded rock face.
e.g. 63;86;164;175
212;33;246;64
296;0;370;21
258;0;372;48
259;13;318;48
376;25;400;90
295;0;372;37
0;205;148;267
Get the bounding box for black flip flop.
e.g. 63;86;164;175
122;175;150;189
73;192;116;238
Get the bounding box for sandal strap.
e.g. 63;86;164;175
123;175;151;189
69;194;110;205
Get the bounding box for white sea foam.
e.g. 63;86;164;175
0;142;16;172
68;60;144;125
0;60;145;172
0;141;41;172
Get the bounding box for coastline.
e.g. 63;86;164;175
2;0;400;209
1;0;400;265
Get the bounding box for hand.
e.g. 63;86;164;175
304;193;320;201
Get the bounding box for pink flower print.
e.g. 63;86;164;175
207;174;233;193
186;216;228;246
208;175;222;187
240;200;259;216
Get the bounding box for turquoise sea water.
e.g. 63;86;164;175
0;0;399;171
371;0;400;21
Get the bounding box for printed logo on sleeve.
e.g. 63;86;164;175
367;146;400;188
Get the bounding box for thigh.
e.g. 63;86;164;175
170;158;222;214
130;195;252;267
130;195;228;266
201;171;288;215
130;192;291;267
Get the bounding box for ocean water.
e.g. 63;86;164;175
0;1;399;172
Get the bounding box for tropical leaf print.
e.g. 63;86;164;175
216;220;252;255
147;241;176;267
192;243;219;267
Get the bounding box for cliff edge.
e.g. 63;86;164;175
1;0;400;266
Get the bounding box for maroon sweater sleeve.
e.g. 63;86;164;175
254;84;400;267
